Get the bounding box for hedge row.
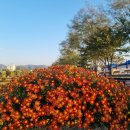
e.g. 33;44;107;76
0;65;129;130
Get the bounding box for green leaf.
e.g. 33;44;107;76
12;86;27;100
91;81;97;88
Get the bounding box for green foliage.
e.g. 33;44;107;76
10;71;14;77
55;0;130;67
12;102;21;111
2;71;6;78
11;86;27;100
0;95;5;102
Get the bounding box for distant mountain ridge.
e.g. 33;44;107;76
0;64;6;69
0;64;47;70
16;65;47;70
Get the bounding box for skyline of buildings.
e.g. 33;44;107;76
7;65;16;71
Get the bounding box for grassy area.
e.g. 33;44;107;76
0;77;11;86
0;81;9;85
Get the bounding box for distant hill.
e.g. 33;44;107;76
0;64;47;70
16;65;47;70
0;64;6;69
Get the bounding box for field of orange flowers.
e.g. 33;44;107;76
0;65;129;130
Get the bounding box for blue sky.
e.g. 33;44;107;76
0;0;106;65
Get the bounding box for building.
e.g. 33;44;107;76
7;65;16;71
98;60;130;75
112;60;130;75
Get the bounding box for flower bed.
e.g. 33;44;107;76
0;65;129;130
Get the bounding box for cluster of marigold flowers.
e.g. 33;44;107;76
0;65;129;130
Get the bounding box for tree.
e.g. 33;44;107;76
111;0;130;58
110;0;130;43
55;0;130;69
54;39;80;65
6;69;11;77
80;24;128;74
57;8;109;66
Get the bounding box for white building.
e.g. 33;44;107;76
99;60;130;75
7;65;16;71
112;60;130;75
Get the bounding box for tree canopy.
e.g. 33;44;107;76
55;0;130;67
